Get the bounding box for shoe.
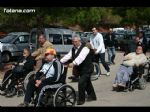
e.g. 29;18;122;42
77;100;85;105
106;72;110;76
18;102;29;107
87;97;97;101
112;83;118;88
112;61;115;64
118;83;126;88
0;90;7;96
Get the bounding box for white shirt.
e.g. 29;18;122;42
60;46;90;66
90;32;105;54
40;61;55;79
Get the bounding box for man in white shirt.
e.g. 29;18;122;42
60;35;97;105
90;27;110;76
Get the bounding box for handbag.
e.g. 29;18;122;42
13;65;24;74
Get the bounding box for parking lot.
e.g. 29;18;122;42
0;51;150;107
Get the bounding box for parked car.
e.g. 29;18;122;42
30;27;73;57
0;32;30;62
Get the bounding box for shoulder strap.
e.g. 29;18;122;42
44;61;54;76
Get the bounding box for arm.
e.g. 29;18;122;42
60;50;72;64
95;34;104;54
72;47;90;66
135;54;148;66
23;56;35;72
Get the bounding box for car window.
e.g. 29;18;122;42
49;34;62;44
63;34;72;45
16;35;29;43
0;35;17;43
30;32;37;43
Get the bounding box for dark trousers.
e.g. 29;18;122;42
78;73;96;102
94;53;110;72
24;78;57;104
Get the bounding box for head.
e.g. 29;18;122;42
38;34;46;45
92;27;98;35
109;28;113;33
136;45;143;54
23;48;31;58
72;35;81;48
139;31;145;39
135;36;140;43
44;48;56;62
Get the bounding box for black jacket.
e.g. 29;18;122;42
105;33;117;47
15;55;35;75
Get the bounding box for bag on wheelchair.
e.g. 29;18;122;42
12;65;24;74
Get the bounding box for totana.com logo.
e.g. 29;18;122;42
3;8;36;13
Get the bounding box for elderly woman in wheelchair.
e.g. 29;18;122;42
19;48;76;107
112;45;148;91
0;48;35;97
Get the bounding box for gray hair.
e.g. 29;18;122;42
72;35;81;41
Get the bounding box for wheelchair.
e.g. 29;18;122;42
143;57;150;82
116;65;148;92
23;67;77;107
0;70;26;97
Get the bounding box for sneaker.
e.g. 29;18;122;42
106;72;110;76
112;83;118;88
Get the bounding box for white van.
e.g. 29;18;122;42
30;27;73;57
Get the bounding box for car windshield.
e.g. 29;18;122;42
0;35;17;43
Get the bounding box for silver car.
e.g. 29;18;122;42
0;32;30;62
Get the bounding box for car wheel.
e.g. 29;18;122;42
2;53;11;63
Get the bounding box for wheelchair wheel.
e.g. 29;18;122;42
90;62;101;81
138;77;146;90
53;84;76;107
24;71;36;90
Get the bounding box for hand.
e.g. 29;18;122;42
68;63;74;68
11;65;15;69
35;80;42;87
19;63;24;66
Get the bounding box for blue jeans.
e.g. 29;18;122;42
107;46;116;64
114;65;133;85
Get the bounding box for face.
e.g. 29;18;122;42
45;54;54;62
109;28;113;33
38;35;46;45
23;49;30;58
92;28;98;35
135;36;140;42
139;32;143;38
136;46;143;54
72;37;81;48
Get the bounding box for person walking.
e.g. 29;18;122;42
60;35;97;105
90;27;110;76
105;28;116;64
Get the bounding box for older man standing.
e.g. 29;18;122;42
90;27;110;76
60;35;97;105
